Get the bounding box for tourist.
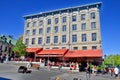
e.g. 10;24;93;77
27;61;32;69
58;63;62;72
114;66;119;79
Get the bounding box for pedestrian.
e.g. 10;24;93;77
69;63;73;73
58;63;62;72
86;63;91;79
114;66;119;79
5;54;9;64
47;62;51;71
27;61;32;69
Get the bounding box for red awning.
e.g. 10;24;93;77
64;49;102;58
37;49;68;57
26;48;42;53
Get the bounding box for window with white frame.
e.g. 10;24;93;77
48;19;51;25
72;34;77;42
72;15;77;22
55;18;59;24
54;36;58;43
73;47;78;50
33;21;37;27
62;16;66;23
47;27;51;33
91;22;96;29
26;30;30;36
38;37;42;44
46;36;50;43
81;14;86;20
92;46;97;50
62;25;66;32
32;38;35;45
32;29;36;35
26;22;30;27
81;23;86;30
39;28;43;34
54;26;58;33
82;34;87;42
25;38;29;45
62;35;66;43
39;20;43;26
91;12;95;19
82;46;87;50
72;24;77;31
92;33;97;41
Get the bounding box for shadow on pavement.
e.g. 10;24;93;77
0;77;11;80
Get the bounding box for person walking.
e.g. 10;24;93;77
114;66;119;79
27;61;32;69
58;63;62;72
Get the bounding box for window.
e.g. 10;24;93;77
72;15;76;22
81;23;86;30
39;28;43;34
47;27;51;33
62;25;66;31
62;47;66;49
72;35;77;42
82;34;87;42
91;22;96;29
81;14;86;20
46;36;50;43
26;30;30;36
48;19;51;25
27;22;30;27
82;46;87;50
73;47;78;50
53;47;59;49
92;46;97;50
32;29;36;35
25;38;29;45
92;33;97;41
38;37;42;44
32;38;35;44
33;22;37;27
54;36;58;43
54;26;58;33
91;12;95;19
72;24;77;31
62;35;66;43
39;20;43;26
62;17;66;23
55;18;59;24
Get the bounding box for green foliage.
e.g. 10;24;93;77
12;39;27;57
104;54;120;66
100;63;106;70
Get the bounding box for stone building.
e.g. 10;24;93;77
23;2;102;65
0;35;17;57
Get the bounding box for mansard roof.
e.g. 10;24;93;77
23;2;102;19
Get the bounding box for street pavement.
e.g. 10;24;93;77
0;62;119;80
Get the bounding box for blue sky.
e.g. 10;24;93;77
0;0;120;55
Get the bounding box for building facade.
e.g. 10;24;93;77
23;2;102;51
0;35;17;57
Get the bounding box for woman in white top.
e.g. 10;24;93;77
114;66;119;79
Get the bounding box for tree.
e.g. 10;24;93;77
104;55;120;66
12;39;27;57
